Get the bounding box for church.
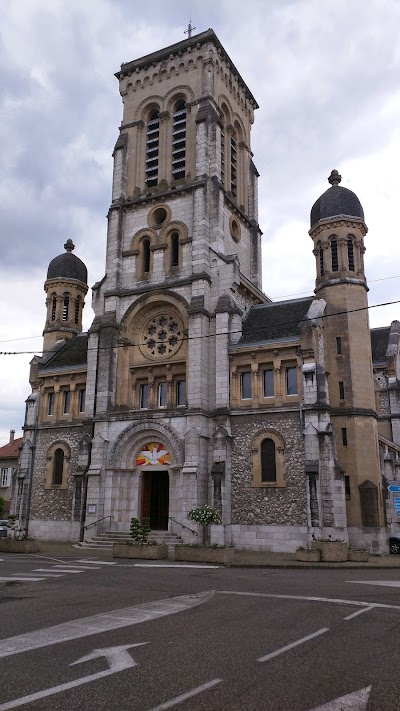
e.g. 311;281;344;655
13;29;400;554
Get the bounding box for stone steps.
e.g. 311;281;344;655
77;530;183;549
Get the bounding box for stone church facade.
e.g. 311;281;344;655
14;29;400;553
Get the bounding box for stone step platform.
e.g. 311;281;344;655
77;530;183;549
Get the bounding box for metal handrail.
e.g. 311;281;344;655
168;516;198;536
84;515;114;531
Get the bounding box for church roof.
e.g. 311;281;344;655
239;296;314;345
47;240;88;284
39;334;88;372
310;170;364;229
370;327;391;364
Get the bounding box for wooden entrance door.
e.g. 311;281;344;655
141;471;169;530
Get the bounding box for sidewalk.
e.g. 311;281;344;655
4;541;400;569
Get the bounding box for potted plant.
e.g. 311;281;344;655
113;517;167;560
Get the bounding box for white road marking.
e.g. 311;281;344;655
48;568;83;573
0;576;45;582
52;565;101;570
348;580;400;588
218;590;400;611
307;685;371;710
258;627;329;663
0;642;147;711
344;606;376;621
12;573;63;579
134;563;220;569
75;559;117;565
148;679;223;711
0;590;213;659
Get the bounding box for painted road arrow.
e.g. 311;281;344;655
308;686;371;710
0;642;147;711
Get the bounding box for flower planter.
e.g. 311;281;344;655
296;549;321;562
311;541;348;562
348;549;369;562
112;543;167;560
175;546;234;565
0;540;40;554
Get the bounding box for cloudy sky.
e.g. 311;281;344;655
1;0;400;443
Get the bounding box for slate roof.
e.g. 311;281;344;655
310;184;364;228
239;297;314;345
47;251;88;284
0;437;23;460
370;327;390;363
39;334;88;372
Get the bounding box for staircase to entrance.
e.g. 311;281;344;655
77;530;183;550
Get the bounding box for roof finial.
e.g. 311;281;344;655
64;239;75;252
184;20;196;39
328;169;342;186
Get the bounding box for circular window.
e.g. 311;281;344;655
230;217;241;242
140;313;184;359
148;204;171;229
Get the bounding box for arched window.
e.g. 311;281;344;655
318;242;324;276
330;238;338;272
51;295;57;322
347;236;355;271
142;238;151;274
53;448;64;486
145;109;160;188
62;293;70;321
170;232;180;268
172;100;186;181
230;129;237;197
251;431;286;488
74;297;81;325
261;439;277;483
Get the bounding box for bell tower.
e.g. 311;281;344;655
43;239;88;352
310;171;385;550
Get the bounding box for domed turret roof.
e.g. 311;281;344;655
310;170;364;229
47;240;88;284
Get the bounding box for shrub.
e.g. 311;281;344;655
130;517;151;545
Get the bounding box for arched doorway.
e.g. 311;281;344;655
136;442;171;530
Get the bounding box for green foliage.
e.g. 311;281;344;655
187;506;222;525
130;517;151;545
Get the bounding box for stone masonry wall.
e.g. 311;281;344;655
30;426;84;520
231;411;307;526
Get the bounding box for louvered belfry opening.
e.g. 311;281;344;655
145;109;160;187
172;100;186;181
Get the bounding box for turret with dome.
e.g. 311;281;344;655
42;240;88;352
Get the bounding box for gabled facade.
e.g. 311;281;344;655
14;30;400;553
0;432;22;514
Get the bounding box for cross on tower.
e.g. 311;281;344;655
184;20;196;39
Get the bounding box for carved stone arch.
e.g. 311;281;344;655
44;440;71;490
118;290;189;348
164;85;195;112
109;421;184;469
159;220;188;243
218;94;233;123
135;95;164;121
130;227;158;252
232;114;246;144
251;429;286;488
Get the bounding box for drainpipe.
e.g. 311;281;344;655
79;427;93;542
24;384;40;535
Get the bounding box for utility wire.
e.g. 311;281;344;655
1;297;399;356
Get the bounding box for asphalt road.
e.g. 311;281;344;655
1;553;400;710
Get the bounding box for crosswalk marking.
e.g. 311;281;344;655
0;577;46;582
51;565;101;570
14;573;63;578
75;559;117;566
49;568;83;573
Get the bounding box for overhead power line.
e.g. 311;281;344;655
1;297;399;356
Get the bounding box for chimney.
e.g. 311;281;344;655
9;430;15;443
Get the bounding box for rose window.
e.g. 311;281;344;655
141;314;183;358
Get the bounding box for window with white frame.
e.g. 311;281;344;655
0;468;12;487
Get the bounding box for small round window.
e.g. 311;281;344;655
148;204;171;229
230;217;241;242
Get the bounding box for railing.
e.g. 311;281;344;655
168;516;198;536
84;515;114;531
